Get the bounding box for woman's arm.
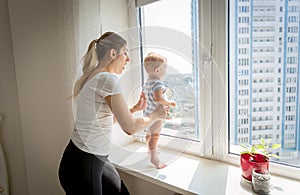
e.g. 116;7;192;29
106;94;166;135
113;93;145;123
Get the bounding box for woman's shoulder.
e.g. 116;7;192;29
94;72;121;91
96;71;117;78
94;72;118;81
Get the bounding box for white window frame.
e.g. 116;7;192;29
135;0;207;156
134;0;300;181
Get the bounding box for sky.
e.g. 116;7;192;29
143;0;194;74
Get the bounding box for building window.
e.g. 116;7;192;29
229;0;300;168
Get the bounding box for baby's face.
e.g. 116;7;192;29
158;63;167;78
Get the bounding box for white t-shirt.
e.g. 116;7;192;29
71;72;122;156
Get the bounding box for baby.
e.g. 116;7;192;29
143;52;176;169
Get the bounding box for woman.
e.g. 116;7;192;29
58;32;167;195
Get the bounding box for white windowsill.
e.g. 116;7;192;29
109;142;300;195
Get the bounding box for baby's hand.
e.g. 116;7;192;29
169;101;176;107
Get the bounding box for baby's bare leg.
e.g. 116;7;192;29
147;120;167;169
147;120;162;150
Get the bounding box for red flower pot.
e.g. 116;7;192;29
240;153;269;181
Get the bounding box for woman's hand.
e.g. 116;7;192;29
107;93;167;135
131;92;147;112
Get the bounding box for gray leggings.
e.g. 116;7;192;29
58;141;130;195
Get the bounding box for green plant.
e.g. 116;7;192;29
241;138;281;159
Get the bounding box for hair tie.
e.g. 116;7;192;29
96;38;103;44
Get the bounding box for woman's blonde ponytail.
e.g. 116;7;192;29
73;39;98;97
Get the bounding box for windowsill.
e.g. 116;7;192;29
109;142;300;195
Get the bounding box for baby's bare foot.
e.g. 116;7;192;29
150;158;167;169
149;149;167;169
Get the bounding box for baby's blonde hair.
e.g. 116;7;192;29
144;52;167;74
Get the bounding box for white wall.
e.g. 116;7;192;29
7;0;70;194
0;0;29;194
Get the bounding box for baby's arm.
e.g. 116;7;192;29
153;89;176;107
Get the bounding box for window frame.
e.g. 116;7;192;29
135;0;206;155
134;0;300;180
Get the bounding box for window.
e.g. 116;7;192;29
135;0;300;180
229;0;300;170
137;0;200;141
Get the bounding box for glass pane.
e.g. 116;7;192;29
229;0;300;167
141;0;200;140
